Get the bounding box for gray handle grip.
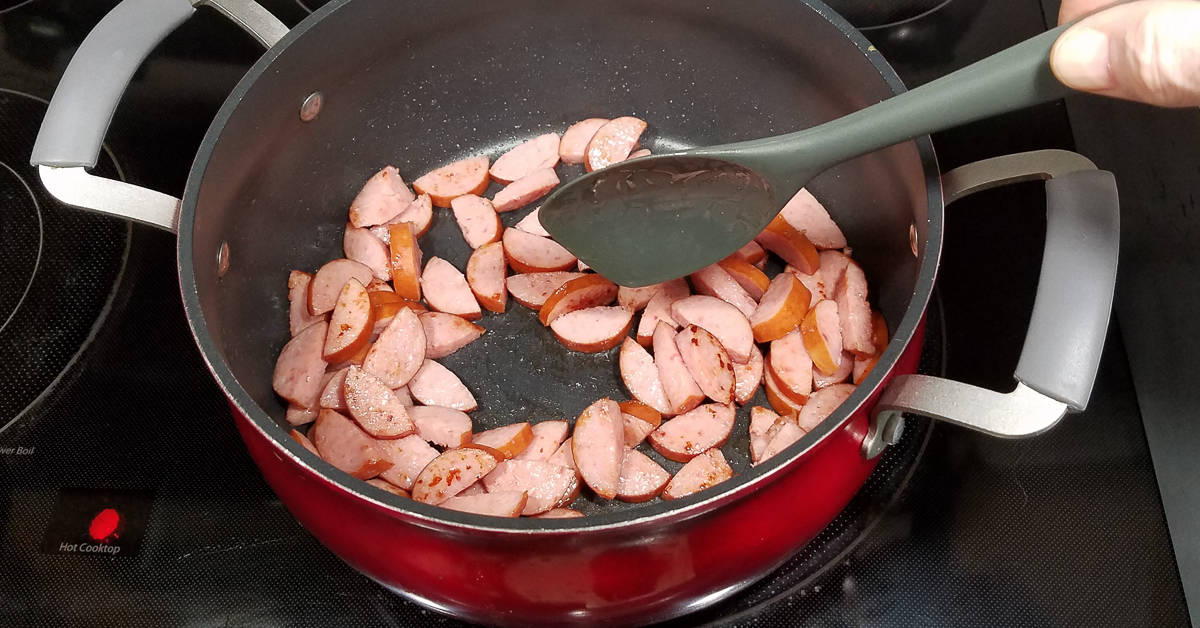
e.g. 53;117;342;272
1016;170;1119;410
30;0;195;168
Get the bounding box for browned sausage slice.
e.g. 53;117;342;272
652;322;705;416
457;481;487;496
550;306;634;353
309;259;374;316
748;406;782;464
289;428;320;455
674;324;735;404
732;344;764;405
758;420;807;464
412;447;500;505
482;459;580;515
538;274;618;325
814;351;854;388
689;263;758;318
319;368;347;410
466;241;508;313
647;403;734;463
343;224;391;281
514;420;570;462
767;329;813;405
852;310;889;385
548;437;577;474
800;299;843;375
750;272;812;343
421;257;483;321
817;250;851;291
635;278;690;345
413;155;490;208
661;448;732;500
288;271;325;337
408;360;477;412
531;507;584;519
365;478;411;498
362;306;426;388
623;413;656;448
273;321;329;408
310;409;394;479
669;295;754;363
617;282;664;312
833;261;875;357
505;271;585;309
716;257;770;300
490;133;561;184
407;405;473;448
618;337;672;415
729;240;767;266
372;193;435;243
323;278;375;364
571;398;624;499
560;118;609;164
286;404;319;426
755;215;820;274
616;449;670;502
796;383;856;431
418;311;484;359
778;188;846;250
492;168;560;213
513;206;550;237
502;228;577;274
450;194;502;249
441;491;527;517
388;222;423;301
585;116;647;171
348;165;416;228
786;266;825;309
342;366;416;439
376;434;439;491
472;422;534;459
763;362;805;417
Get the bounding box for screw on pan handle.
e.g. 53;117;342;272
29;0;287;233
863;150;1120;459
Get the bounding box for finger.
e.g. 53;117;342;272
1051;0;1200;107
1059;0;1122;23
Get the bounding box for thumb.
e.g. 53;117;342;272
1050;0;1200;107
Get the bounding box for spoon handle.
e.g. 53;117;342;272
699;25;1074;189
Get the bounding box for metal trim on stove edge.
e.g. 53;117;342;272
175;0;945;533
862;149;1108;458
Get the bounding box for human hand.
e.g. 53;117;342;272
1051;1;1200;106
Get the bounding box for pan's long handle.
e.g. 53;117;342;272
862;150;1120;459
29;0;287;233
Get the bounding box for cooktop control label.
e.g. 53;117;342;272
40;488;154;557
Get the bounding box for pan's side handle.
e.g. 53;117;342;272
862;149;1119;459
29;0;287;233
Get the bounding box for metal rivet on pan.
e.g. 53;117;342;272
217;241;231;278
300;91;323;122
909;223;919;257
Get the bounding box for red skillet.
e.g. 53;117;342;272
30;0;1118;625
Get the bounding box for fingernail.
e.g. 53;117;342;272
1052;27;1114;90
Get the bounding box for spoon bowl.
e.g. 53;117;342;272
540;24;1073;286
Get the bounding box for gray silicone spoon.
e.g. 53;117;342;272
538;24;1074;287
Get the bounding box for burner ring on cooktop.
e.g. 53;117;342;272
0;89;131;436
0;161;43;335
0;0;36;15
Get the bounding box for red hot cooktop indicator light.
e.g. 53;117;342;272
88;507;120;542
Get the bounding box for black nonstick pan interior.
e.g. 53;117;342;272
183;0;935;518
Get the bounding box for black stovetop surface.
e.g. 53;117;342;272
0;0;1191;626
